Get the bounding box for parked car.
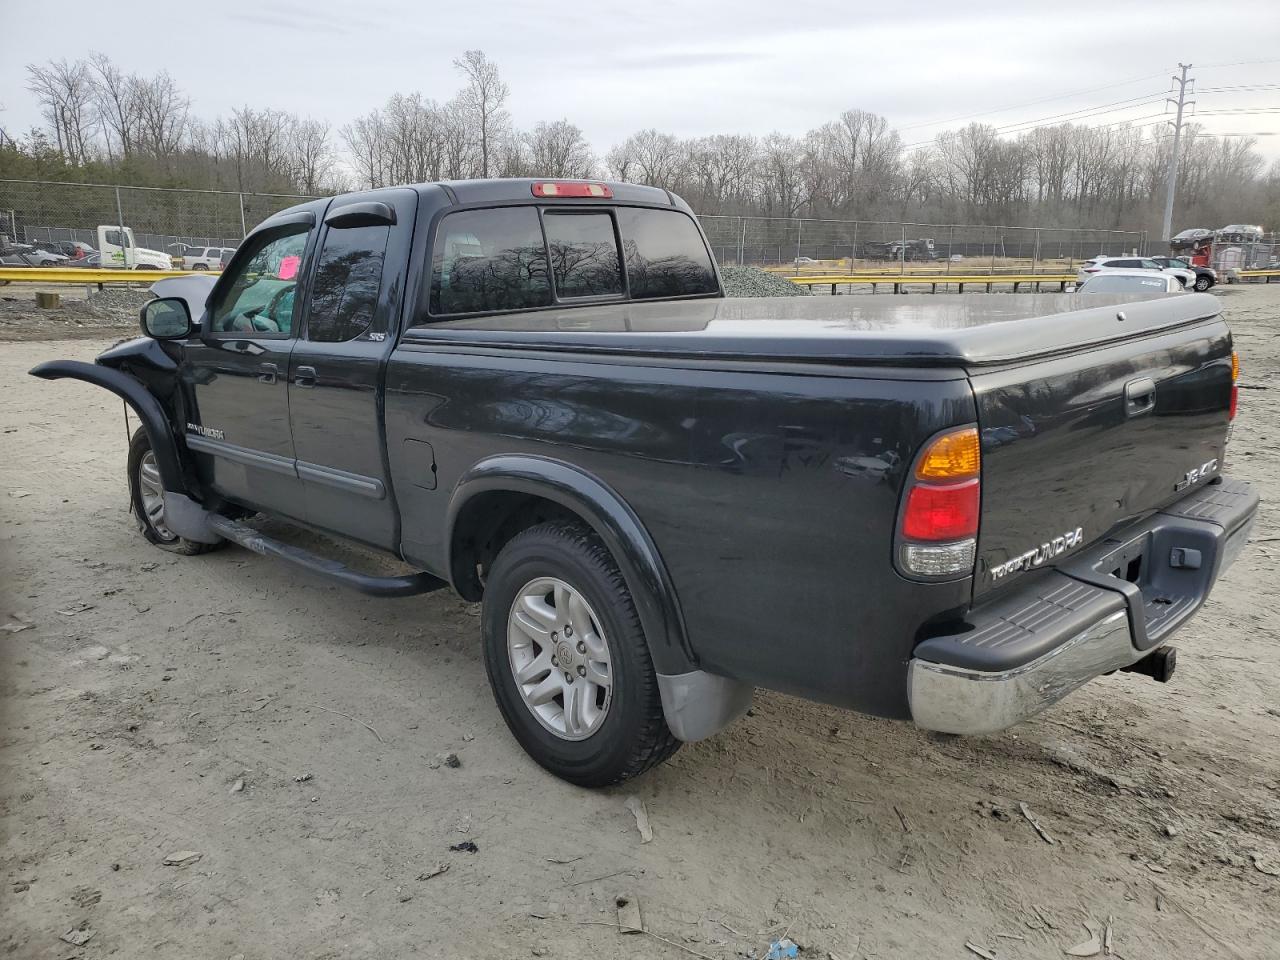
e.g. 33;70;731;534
1077;255;1194;289
0;243;69;267
33;239;96;261
63;253;104;268
1151;256;1216;291
1076;271;1184;294
32;179;1256;787
793;256;817;265
182;246;236;271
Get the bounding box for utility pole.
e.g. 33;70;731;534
1161;63;1194;244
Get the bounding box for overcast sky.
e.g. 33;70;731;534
2;0;1278;163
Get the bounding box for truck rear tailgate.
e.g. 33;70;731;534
971;307;1233;600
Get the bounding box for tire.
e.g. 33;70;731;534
192;263;208;271
482;521;680;787
127;428;222;555
1194;275;1212;292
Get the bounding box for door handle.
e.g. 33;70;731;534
294;365;317;388
1125;377;1156;418
258;362;278;384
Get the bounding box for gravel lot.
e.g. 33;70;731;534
2;284;1279;960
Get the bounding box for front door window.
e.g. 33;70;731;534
209;229;309;334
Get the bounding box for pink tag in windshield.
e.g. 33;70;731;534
278;255;300;280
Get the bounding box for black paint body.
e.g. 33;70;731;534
35;180;1237;723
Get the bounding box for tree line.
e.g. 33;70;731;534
4;51;1277;233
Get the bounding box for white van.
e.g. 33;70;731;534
96;226;173;270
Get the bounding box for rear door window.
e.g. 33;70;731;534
615;207;717;299
306;224;390;342
431;207;551;315
544;212;623;299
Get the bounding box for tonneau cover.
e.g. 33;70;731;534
405;293;1222;367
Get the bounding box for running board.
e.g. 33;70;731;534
207;515;446;598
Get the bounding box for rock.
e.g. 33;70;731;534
429;752;461;769
416;863;449;880
78;645;111;661
1163;823;1179;838
229;779;244;794
162;850;202;866
616;895;644;934
449;840;479;853
9;489;31;498
59;926;95;946
294;773;313;782
624;796;653;843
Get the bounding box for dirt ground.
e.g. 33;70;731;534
2;284;1280;960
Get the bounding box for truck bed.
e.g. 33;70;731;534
406;292;1223;368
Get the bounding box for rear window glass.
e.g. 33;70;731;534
431;207;551;315
615;208;717;299
1081;275;1168;292
545;212;623;299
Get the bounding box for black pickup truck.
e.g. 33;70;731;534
33;179;1257;786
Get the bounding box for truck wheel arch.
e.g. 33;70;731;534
445;455;696;678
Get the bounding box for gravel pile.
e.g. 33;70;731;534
87;286;153;319
720;266;811;298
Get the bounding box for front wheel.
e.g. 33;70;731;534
482;521;679;787
127;428;222;555
1194;275;1212;291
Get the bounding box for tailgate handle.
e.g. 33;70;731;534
1125;377;1156;418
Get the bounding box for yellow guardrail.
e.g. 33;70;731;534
789;273;1077;293
0;268;219;283
1233;269;1280;281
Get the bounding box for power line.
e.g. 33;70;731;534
1197;57;1280;69
896;71;1168;131
992;96;1168;134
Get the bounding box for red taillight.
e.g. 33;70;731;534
902;479;980;541
1084;267;1100;273
531;181;613;199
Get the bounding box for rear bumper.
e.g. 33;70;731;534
908;477;1258;735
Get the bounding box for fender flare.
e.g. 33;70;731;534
29;360;187;494
446;455;696;676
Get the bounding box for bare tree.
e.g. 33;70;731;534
87;53;138;161
290;118;335;194
134;71;189;164
25;59;96;165
524;120;595;178
452;50;509;178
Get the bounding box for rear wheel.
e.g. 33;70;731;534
127;428;221;555
1194;275;1212;292
482;521;679;787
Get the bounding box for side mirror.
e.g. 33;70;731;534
140;297;193;339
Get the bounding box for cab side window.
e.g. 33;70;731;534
209;228;309;335
307;225;390;342
430;207;551;315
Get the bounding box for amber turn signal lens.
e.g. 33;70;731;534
916;427;981;481
1232;351;1239;382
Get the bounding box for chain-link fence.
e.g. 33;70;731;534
700;215;1147;275
0;179;315;266
0;178;1151;277
1208;233;1280;274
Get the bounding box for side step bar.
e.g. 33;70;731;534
207;515;446;598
